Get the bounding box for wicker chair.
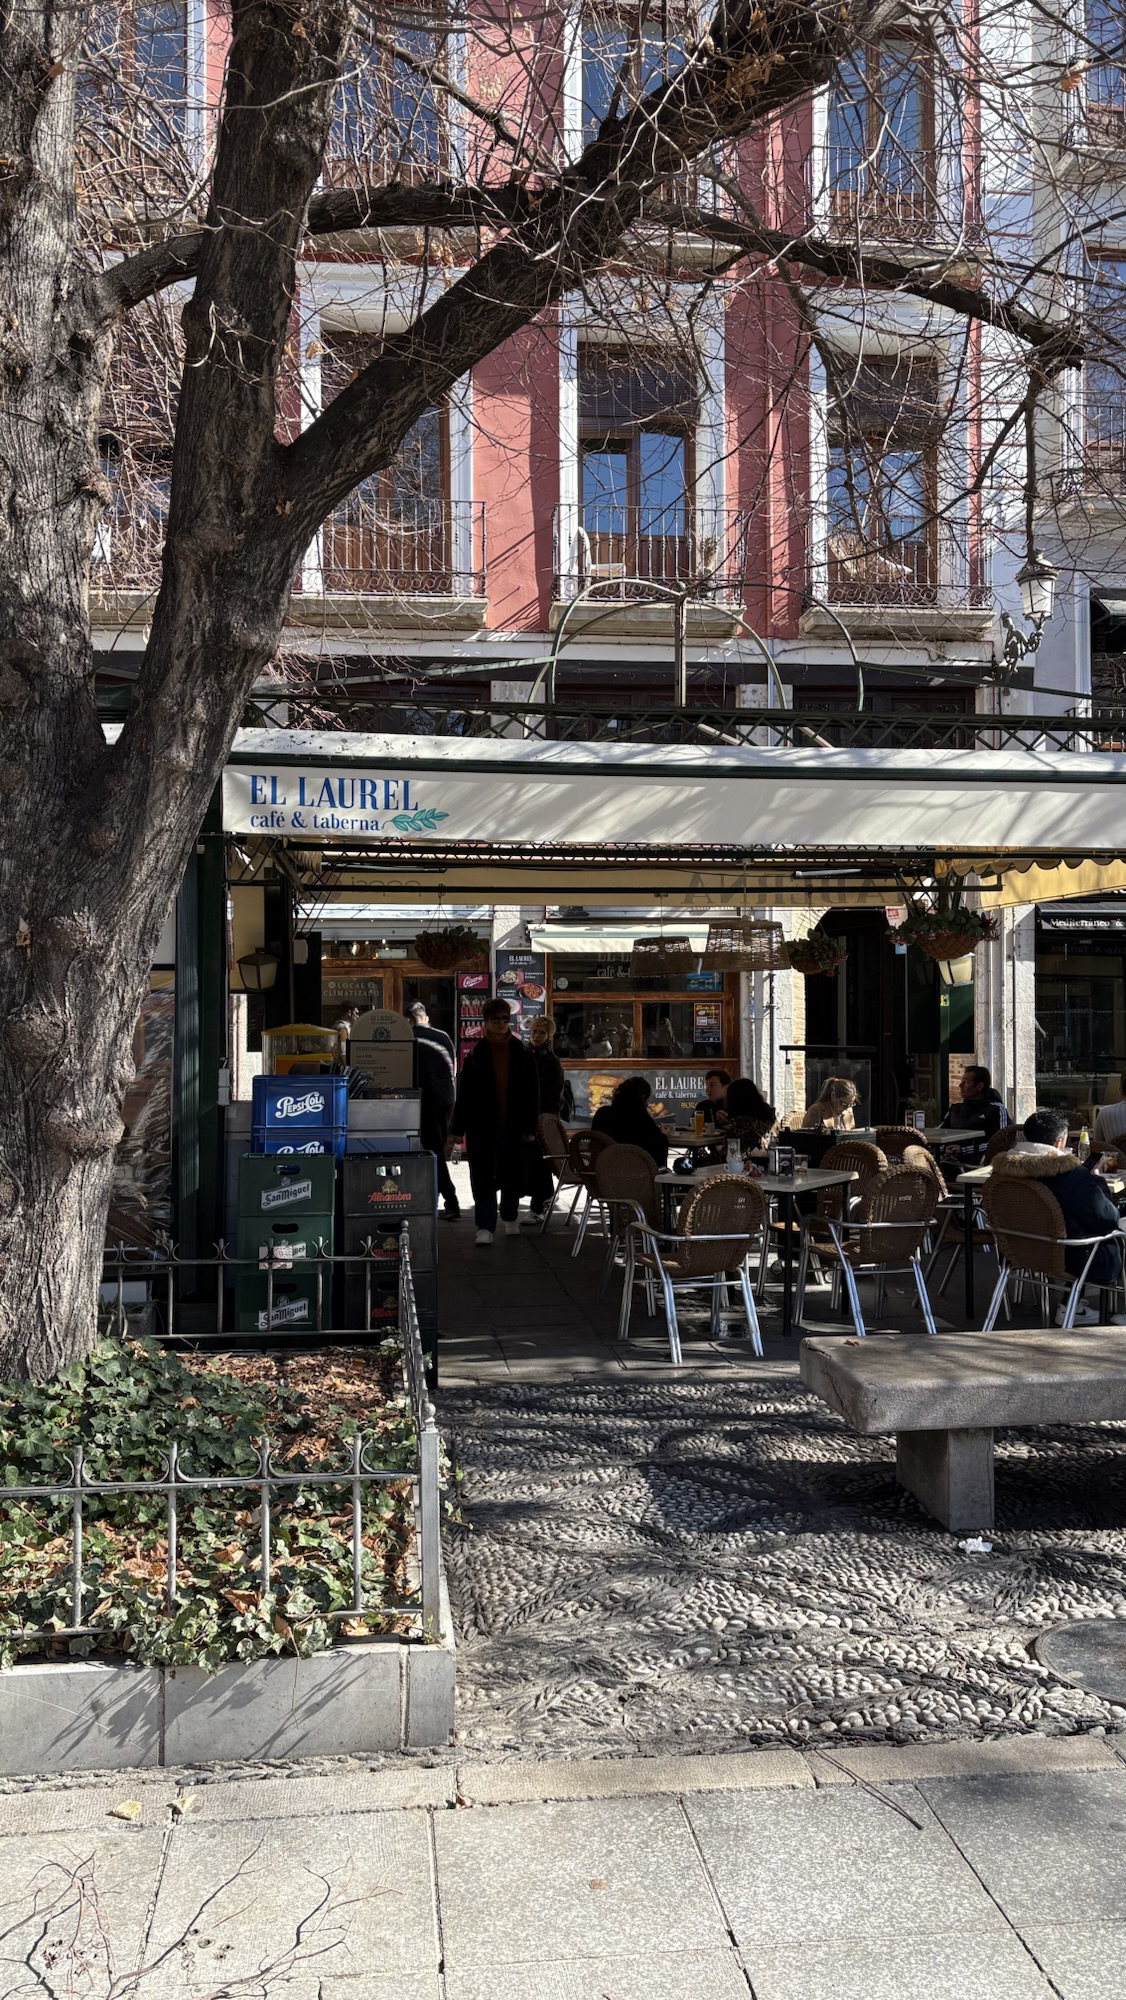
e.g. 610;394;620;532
621;1174;768;1362
536;1112;578;1231
566;1129;617;1256
875;1126;923;1161
981;1176;1125;1329
594;1144;660;1303
795;1164;938;1336
765;1139;886;1301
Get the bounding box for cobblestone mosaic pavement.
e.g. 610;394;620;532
442;1375;1126;1759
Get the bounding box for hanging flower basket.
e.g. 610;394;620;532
786;932;847;977
629;935;697;978
898;907;998;961
701;920;789;972
413;926;488;971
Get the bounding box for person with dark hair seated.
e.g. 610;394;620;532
938;1064;1008;1162
592;1075;669;1168
694;1069;731;1127
717;1076;777;1155
993;1106;1126;1324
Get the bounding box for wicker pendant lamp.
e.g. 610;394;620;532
629;932;697;978
701;919;788;972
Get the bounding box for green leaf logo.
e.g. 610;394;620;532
390;808;449;833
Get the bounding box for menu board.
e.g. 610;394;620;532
456;970;491;1067
692;1001;723;1044
495;949;547;1035
349;1008;415;1089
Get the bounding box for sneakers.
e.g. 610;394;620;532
474;1228;494;1246
1056;1299;1099;1325
502;1220;521;1236
521;1209;546;1226
443;1199;461;1217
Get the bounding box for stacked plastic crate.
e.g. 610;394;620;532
235;1155;336;1333
341;1153;438;1367
250;1074;348;1156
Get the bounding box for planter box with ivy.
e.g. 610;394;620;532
0;1339;454;1774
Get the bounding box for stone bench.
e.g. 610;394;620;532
799;1329;1126;1533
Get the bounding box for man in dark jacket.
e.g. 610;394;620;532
939;1064;1008;1162
450;998;540;1243
523;1015;565;1223
993;1107;1126;1322
407;1002;459;1216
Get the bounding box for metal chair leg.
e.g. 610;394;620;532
1060;1279;1083;1329
839;1258;867;1337
875;1272;887;1317
982;1261;1010;1332
619;1244;636;1341
597;1223;621;1300
643;1268;656;1317
794;1232;810;1326
739;1261;764;1357
572;1190;593;1257
911;1255;938;1335
660;1271;682;1366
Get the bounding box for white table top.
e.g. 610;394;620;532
848;1127;985;1147
657;1166;858;1193
661;1129;722;1147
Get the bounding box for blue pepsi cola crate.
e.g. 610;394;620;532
253;1128;346;1157
252;1074;348;1134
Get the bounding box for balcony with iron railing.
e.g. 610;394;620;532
809;147;974;250
1051;400;1126;504
551;504;749;634
802;519;991;636
91;489;487;633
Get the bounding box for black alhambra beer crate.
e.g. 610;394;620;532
340;1267;437;1335
340;1214;436;1271
341;1153;437;1220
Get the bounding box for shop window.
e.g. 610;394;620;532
318;334;450;591
825;355;941;605
327;12;447;186
578;346;698;591
553;1000;637;1057
827;40;935;238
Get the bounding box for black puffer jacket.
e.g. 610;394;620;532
992;1145;1125;1286
530;1042;565;1118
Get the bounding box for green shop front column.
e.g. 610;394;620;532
172;811;227;1312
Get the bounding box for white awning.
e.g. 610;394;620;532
527;923;714;954
223;730;1126;856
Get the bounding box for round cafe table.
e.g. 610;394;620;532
654;1164;858;1339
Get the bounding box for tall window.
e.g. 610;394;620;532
319;335;451;591
81;3;190;150
581;7;685;139
328;15;446;185
1082;254;1126;477
826;41;934;238
1086;0;1126;143
578;347;697;589
825;357;941;604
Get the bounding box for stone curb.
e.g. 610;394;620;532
3;1733;1124;1832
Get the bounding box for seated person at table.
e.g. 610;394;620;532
938;1064;1008;1161
592;1075;669;1168
716;1076;777;1156
800;1077;858;1133
992;1107;1126;1324
694;1069;731;1127
1095;1072;1126;1151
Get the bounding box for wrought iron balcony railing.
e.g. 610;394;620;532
92;493;486;602
809;147;975;249
553;505;749;604
1051;401;1126;501
309;496;485;598
816;521;989;613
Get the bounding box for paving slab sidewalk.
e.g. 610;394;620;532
4;1736;1126;1997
